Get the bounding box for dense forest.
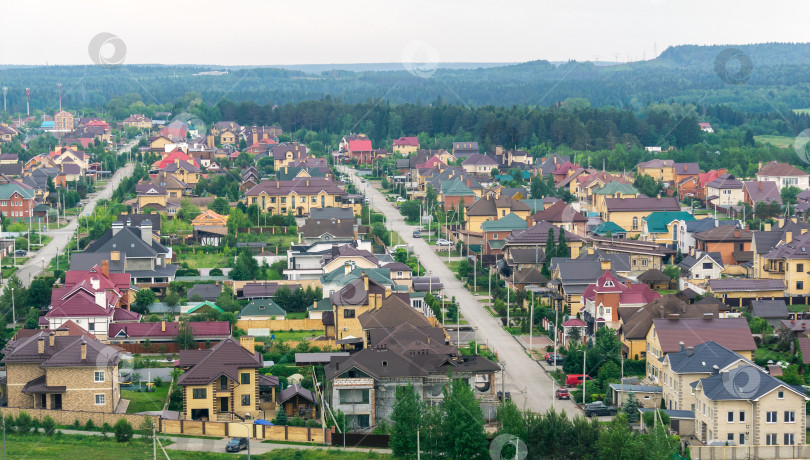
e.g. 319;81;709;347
2;43;810;115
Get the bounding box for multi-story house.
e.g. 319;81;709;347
743;180;782;207
693;225;752;266
672;162;700;185
464;195;531;233
706;278;786;307
760;229;810;298
0;183;35;223
602;197;681;237
692;365;807;446
677;252;724;280
502;221;584;265
461;154;499;176
272;143;308;170
162;159;201;186
756;161;810;191
529;200;588;236
243;125;282;146
245;177;348;217
177;336;263;421
636;159;675;182
494;146;533;167
660;341;757;412
706;174;744;207
640;211;695;245
122;114;152;129
392;136;419;155
645;316;755;383
592;180;638;214
2;332;122;412
451;142;479;160
53;111;75;132
581;269;659;329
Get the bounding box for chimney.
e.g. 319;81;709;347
49;331;55;347
161;321;166;332
112;220;123;236
625;280;632;288
240;336;255;351
600;258;611;271
363;274;369;291
687;346;694;356
668;314;680;320
703;313;713;320
102;260;109;277
679;341;685;352
734;229;740;238
313;300;318;310
588;247;594;255
786;231;793;244
80;341;87;361
466;178;471;187
111;251;120;261
764;222;772;231
38;337;44;354
344;261;352;276
712;364;719;375
369;293;376;309
141;220;153;246
385;287;392;298
759;182;762;191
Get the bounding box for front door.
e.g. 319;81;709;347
220;397;229;412
52;394;62;410
40;394;46;408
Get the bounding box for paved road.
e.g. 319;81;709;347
13;139;138;288
341;166;579;415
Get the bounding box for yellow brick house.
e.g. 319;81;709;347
244;178;347;217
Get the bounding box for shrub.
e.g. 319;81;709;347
85;419;96;431
209;268;223;276
101;422;112;438
41;416;56;436
153;377;163;388
114;418;134;442
72;419;81;429
288;417;305;427
305;419;321;427
16;411;33;434
139;418;154;444
275;410;288;426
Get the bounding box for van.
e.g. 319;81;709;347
565;374;592;387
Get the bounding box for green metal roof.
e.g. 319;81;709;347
0;183;35;200
308;298;332;312
488;240;506;250
441;179;476;197
594;181;638;196
187;301;224;314
481;213;529;231
592;221;626;235
643;211;695;233
240;298;287;317
520;199;545;213
321;266;394;286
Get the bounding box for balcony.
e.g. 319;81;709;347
763;264;785;273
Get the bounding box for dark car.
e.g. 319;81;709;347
546;353;564;365
583;401;617;417
555;388;570;400
497;391;511;401
413;230;421;238
12;250;26;257
225;437;248;452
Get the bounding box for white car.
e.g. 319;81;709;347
436;239;452;247
396;197;407;203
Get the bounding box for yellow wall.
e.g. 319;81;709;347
247;191;343;216
603;210;652;237
638;166;674;182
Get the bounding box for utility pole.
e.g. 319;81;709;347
417;427;421;460
530;292;534;352
553;299;558;369
582;346;587;405
152;422;156;460
501;362;506;398
506;280;510;329
11;288;15;325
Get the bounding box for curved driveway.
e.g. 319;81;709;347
340;166;579;414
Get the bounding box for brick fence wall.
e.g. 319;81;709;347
236;318;325;332
0;406;156;429
161;418;328;443
692;445;810;459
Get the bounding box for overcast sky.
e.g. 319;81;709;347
1;0;808;66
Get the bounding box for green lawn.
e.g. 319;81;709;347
175;252;231;269
755;135;795;149
285;311;308;319
787;304;810;313
794;108;810;115
754;347;793;364
122;384;169;413
262;330;321;342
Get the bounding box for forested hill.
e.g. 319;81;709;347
2;42;810;114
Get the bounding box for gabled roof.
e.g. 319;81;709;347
504;220;581;245
678;252;724;270
594;181;638;196
751;299;789;319
673;163;700;175
466;195;530;217
693;365;807;401
637;159;674;169
187;301;224;314
693;225;752;242
652;317;756;353
643;211;695;233
240;299;286;317
278;384;316;404
531;200;587;223
637;269;671;283
462;153;498;166
604;197;680;213
706;173;743;190
757;161;809;177
481;213;528;232
358;294;432;330
591;221;627;236
441;179;476;197
744;181;782;205
178;337;262;386
619;295;716;340
2;333;120;368
664;341;756;375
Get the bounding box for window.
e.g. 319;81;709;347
727;433;734;442
739;243;744;251
641;259;648;267
95;394;105;405
739;411;745;423
339;389;370;404
798;263;804;272
778;391;785;399
766;411;777;423
251;197;257;204
88;322;95;332
703;263;713;270
493;233;498;239
797;281;804;291
739;433;745;445
727;411;734;422
241;373;250;384
311;197;317;203
344;309;355;318
241;394;251;406
785;433;795;445
300;197;305;203
632;217;638;230
270;197;276;203
94;371;105;383
785;411;795;423
281;197;287;203
193;389;207;399
766;434;777;445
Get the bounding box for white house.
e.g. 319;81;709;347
678;252;724;280
755;161;810;191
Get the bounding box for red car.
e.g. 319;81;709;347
555;388;570;400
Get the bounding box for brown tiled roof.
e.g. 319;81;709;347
531;200;587;223
177;337;262;386
757;161;809;177
638;159;674;169
466;195;530;217
605;197;680;213
798;337;810;364
2;332;120;368
358;295;432;330
619;294;717;340
744;181;782;205
708;278;785;293
674;163;700;175
300;219;355;239
652;317;756;353
245;177;343;197
693;225;752;242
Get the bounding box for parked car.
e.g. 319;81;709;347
225;437;248;452
555;388;570;400
436;239;452;246
546;353;564;365
583;401;617;417
413;230;421;238
12;250;26;257
396;197;407;203
565;374;592;387
497;391;511;401
360;178;366;183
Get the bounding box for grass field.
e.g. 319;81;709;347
794;108;810;115
754;347;793;364
787;304;810;312
262;330;321;342
175;252;231;269
122;385;169;413
285;311;308;319
755;135;795;149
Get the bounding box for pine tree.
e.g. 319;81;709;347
390;384;421;458
545;229;557;260
443;379;488;459
623;391;640;422
557;229;570;258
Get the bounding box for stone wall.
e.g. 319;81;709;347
236;318;325;333
0;407;155;429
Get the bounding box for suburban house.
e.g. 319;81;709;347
244;178;349;217
122;114;152;129
592;181;638;214
2;332;122;412
640;211;695;245
756;161;810;191
392;136;419;155
494;146;533;167
439;179;477;211
461;154;498;175
107;321;231;348
750;299;789;328
191;210;228;246
580;269;660;329
481;213;528;256
678;252;724;280
587;236;675;271
464;195;531;233
502;221;583;265
602;197;680;237
451;142;479;159
692;365;807;446
744;180;782;206
0;183;36;222
272;143;309;170
70;219;178;285
278;385;317;419
529;200;588;236
177;337;263;421
299;218;360;244
760;229;810;298
637;159;675;182
693;225;752;266
660;341;758;412
705;174;744;207
706;279;786;307
645;316;756;383
238;299;287;320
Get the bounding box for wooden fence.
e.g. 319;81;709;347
111;341;212;354
161;418;328;443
